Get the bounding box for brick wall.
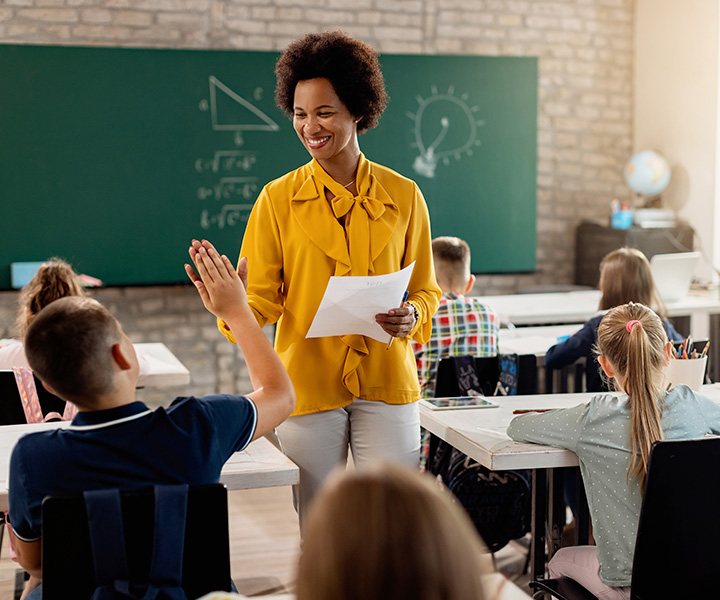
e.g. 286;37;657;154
0;0;635;399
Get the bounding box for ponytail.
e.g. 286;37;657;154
596;303;668;490
16;259;85;336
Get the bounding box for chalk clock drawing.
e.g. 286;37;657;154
408;85;485;178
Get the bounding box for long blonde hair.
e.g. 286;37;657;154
16;259;85;336
296;463;489;600
596;302;669;490
598;248;667;319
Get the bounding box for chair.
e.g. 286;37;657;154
544;357;587;394
529;437;720;599
41;483;232;600
434;353;539;397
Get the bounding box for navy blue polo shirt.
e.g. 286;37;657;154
8;395;257;541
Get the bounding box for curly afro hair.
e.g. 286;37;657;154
275;31;388;134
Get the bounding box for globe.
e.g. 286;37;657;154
623;150;671;197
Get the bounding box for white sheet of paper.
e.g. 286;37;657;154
306;262;415;343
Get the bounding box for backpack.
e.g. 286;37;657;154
85;485;189;600
443;449;531;552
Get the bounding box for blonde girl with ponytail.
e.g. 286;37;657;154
0;259;86;369
508;302;720;599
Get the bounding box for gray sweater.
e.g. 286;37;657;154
507;385;720;586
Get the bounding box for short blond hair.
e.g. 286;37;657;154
432;236;471;291
297;463;489;600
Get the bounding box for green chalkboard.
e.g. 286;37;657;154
0;44;536;287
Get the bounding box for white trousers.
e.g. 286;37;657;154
549;547;631;600
276;398;420;530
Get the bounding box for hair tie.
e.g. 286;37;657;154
626;319;642;333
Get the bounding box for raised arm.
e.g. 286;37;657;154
186;239;295;440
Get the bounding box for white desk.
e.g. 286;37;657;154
135;342;191;388
0;422;298;511
475;290;720;340
499;324;581;358
0;340;191;388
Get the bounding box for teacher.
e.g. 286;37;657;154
218;30;441;525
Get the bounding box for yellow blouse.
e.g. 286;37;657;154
219;154;441;416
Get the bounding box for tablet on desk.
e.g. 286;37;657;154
420;396;499;410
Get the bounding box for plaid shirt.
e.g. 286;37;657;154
413;292;499;397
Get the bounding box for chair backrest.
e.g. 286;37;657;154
435;354;538;397
544;357;588;394
631;437;720;599
42;483;232;600
0;370;66;424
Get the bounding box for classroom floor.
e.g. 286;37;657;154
0;485;532;599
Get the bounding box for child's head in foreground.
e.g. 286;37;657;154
24;296;134;409
296;462;489;600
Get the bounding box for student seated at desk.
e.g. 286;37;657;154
0;259;86;369
296;462;491;600
508;302;720;600
8;240;295;600
413;236;499;397
545;247;682;392
0;259;152;377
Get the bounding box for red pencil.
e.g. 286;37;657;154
512;409;552;414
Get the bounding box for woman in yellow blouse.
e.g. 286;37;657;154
219;31;441;525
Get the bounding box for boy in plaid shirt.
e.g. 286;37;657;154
413;236;499;397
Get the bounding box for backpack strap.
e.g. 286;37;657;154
147;485;188;587
12;367;45;424
85;486;189;600
84;489;131;589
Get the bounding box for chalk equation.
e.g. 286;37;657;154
195;75;281;231
200;204;253;230
197;177;259;202
195;150;257;174
408;85;485;178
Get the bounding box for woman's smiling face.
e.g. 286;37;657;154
293;77;360;168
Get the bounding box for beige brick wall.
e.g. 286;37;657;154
0;0;635;398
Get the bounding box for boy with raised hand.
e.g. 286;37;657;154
9;239;295;599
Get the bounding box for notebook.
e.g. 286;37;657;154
650;252;701;303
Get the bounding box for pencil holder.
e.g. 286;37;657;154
611;210;633;230
664;356;708;391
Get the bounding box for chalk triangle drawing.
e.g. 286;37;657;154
209;76;279;131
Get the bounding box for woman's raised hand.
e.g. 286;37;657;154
185;239;249;321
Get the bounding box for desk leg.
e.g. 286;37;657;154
547;468;565;559
575;473;590;546
530;469;547;581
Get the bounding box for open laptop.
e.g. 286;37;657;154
650;252;701;303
